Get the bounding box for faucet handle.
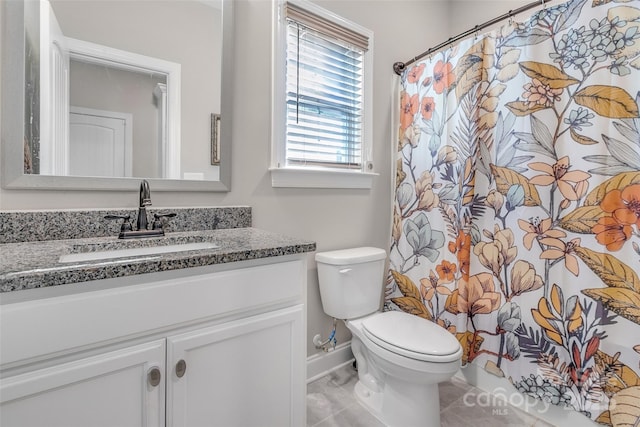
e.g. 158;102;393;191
152;212;177;230
105;214;133;233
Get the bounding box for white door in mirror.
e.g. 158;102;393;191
68;108;133;177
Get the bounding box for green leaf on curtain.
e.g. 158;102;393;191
558;206;607;233
501;28;551;48
509;155;535;169
518;61;580;89
497;143;517;167
490;164;542;207
554;0;588;33
588;165;638;176
574;85;640;119
506;101;548;117
575;246;640;292
581;288;640;324
603;134;640;168
530;115;555;155
570;128;599;145
421;119;435;135
495;113;519;169
439;183;460;205
391;296;432;320
613;120;640;147
583;171;640;206
477;138;493;179
513;131;550;155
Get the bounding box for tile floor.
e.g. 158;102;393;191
306;362;556;427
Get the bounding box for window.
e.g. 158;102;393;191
271;0;375;188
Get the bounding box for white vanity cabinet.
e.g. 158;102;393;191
166;305;303;426
0;255;307;427
0;339;167;427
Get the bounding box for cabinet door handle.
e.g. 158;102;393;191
147;367;162;387
176;359;187;378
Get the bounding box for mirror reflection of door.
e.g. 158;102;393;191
39;0;70;176
68;107;132;177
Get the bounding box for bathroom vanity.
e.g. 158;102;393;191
0;207;315;427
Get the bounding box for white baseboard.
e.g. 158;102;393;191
456;363;599;427
306;341;354;383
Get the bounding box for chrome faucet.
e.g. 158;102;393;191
104;179;176;239
137;179;152;231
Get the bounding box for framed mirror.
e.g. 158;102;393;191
1;0;234;192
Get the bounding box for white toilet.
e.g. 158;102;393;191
315;247;462;427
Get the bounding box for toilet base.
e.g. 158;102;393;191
354;376;441;427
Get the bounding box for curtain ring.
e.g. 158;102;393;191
508;10;514;25
541;0;546;10
474;25;479;41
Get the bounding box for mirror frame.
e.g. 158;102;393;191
1;0;234;192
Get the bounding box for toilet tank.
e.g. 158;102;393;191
315;247;387;319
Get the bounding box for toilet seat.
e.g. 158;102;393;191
361;311;461;363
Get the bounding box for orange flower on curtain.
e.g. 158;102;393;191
458;273;501;316
600;184;640;228
432;60;455;94
399;91;419;133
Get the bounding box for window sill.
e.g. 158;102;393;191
269;167;377;189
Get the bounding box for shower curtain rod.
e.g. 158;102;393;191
393;0;548;75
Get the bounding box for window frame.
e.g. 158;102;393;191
270;0;376;189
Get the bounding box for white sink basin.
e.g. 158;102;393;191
59;242;219;263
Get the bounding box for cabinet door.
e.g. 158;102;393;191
0;340;166;427
167;305;305;427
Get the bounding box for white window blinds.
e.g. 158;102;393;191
284;4;367;169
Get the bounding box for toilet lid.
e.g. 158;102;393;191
362;311;461;363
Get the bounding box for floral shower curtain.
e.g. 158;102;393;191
387;0;640;424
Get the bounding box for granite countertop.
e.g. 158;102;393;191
0;228;316;293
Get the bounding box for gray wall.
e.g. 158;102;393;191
0;0;557;359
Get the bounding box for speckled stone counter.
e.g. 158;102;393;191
0;228;316;293
0;206;315;293
0;206;252;244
